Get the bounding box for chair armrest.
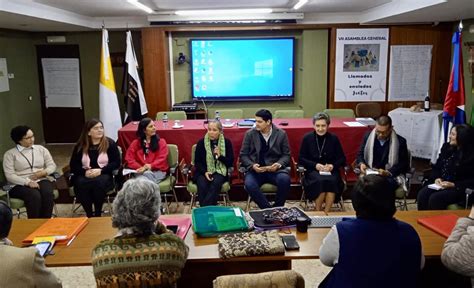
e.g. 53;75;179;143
50;172;61;180
2;184;14;192
466;188;473;195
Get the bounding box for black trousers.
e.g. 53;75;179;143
196;173;226;206
417;186;465;210
9;180;54;218
73;174;113;217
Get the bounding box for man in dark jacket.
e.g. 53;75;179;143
240;109;291;208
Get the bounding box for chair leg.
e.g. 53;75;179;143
53;202;59;217
71;197;77;216
245;196;251;212
107;195;113;216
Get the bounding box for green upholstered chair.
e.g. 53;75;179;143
447;188;473;210
159;144;179;213
183;144;232;210
156;111;187;120
274;109;305;119
323;108;355;118
217;109;243;119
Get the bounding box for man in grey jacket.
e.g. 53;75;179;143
239;109;291;208
441;205;474;287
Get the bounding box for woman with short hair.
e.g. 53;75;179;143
92;178;189;288
124;117;169;183
319;175;424;288
298;112;346;213
69;119;121;217
2;125;56;218
194;120;234;206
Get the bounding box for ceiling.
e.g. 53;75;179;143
0;0;472;32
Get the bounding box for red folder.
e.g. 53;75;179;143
159;217;192;240
417;214;459;238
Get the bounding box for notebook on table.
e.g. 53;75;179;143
23;217;88;245
417;214;459;238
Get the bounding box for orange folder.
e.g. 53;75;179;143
417;214;459;238
23;217;88;245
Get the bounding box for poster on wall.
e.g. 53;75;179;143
0;58;10;93
335;28;389;102
41;58;82;108
388;45;432;101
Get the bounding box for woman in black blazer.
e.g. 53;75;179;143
194;120;234;206
298;112;346;213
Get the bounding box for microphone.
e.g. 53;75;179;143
200;98;209;124
211;141;218;160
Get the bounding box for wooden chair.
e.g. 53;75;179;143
355;102;382;119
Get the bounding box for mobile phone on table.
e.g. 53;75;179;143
166;225;179;234
35;242;52;257
281;235;300;250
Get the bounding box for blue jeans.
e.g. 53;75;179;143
244;171;291;209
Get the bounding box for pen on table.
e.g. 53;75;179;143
66;235;77;247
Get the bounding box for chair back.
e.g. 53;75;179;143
217;109;243;119
213;270;305;288
167;144;179;170
156;111;187;120
0;160;6;184
191;144;196;166
355;103;382;119
323;108;355;118
274;110;304;119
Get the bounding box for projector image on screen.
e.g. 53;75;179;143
190;38;295;101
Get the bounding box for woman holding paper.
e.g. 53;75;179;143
69;119;121;217
124;117;169;183
92;178;188;287
2;125;56;218
194;120;234;206
298;112;346;213
417;124;474;210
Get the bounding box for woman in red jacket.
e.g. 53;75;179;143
124;118;169;183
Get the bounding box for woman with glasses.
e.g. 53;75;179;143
2;125;57;218
69;119;121;217
194;120;234;206
417;124;474;210
124;117;169;183
298;112;346;213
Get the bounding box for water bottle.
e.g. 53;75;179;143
424;92;430;112
162;113;169;127
214;111;221;122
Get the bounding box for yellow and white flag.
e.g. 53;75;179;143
100;28;121;141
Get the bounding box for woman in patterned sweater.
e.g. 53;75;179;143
92;178;189;288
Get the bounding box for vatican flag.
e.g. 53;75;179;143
99;28;121;141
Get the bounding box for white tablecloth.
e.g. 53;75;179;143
388;108;443;163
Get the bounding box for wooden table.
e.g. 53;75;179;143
9;210;469;287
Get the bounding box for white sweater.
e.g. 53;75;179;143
2;145;56;186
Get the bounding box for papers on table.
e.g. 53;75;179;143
366;169;380;175
428;183;443;190
343;121;366;127
355;117;376;126
319;171;332;176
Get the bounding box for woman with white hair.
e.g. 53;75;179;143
91;178;189;288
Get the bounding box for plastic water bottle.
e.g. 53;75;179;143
162;113;169;127
214;111;221;122
424;92;430;112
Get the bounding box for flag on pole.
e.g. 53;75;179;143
123;31;148;124
100;28;122;141
440;25;465;145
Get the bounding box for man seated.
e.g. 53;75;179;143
239;109;291;209
0;201;62;287
356;115;409;189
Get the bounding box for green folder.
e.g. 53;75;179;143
192;206;249;237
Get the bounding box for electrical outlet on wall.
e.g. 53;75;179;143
8;73;14;79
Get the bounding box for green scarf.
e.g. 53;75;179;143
204;133;227;176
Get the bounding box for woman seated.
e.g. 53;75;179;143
124;117;169;183
417;124;474;210
69;119;121;217
441;205;474;286
194;120;234;206
2;125;56;218
92;178;189;288
319;175;424;288
298;112;346;213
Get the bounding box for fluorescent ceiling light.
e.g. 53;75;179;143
293;0;308;10
127;0;153;14
175;8;273;16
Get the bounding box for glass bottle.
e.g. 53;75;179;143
162;112;169;127
214;111;221;121
424;92;430;112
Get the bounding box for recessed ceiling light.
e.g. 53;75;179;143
127;0;153;14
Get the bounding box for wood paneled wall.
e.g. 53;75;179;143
142;28;170;118
328;23;453;115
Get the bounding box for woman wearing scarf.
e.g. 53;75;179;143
69;119;121;217
124;117;169;183
194;120;234;206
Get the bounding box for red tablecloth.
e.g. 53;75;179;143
118;118;370;166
